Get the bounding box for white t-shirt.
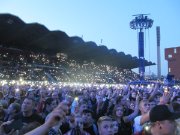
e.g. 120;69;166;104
133;115;143;134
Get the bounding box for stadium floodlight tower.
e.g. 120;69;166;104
130;14;153;80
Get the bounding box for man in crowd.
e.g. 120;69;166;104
24;101;69;135
150;104;180;135
14;97;44;125
97;116;114;135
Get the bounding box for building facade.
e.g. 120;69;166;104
165;47;180;79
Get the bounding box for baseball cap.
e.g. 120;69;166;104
149;105;180;122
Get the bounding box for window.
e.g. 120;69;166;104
174;48;177;53
168;54;172;58
168;68;171;72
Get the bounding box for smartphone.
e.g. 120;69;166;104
3;119;23;133
164;87;169;93
74;97;79;101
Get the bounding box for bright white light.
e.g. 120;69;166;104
144;126;150;131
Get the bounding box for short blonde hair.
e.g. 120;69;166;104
97;116;113;127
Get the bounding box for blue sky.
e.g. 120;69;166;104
0;0;180;76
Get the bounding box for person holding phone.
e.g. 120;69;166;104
24;102;69;135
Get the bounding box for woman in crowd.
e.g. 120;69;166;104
112;105;133;135
112;94;140;135
4;102;21;121
41;98;59;119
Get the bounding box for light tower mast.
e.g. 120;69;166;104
156;26;161;79
130;14;153;80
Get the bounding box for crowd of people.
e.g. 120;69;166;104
0;81;180;135
0;47;139;83
0;46;180;135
